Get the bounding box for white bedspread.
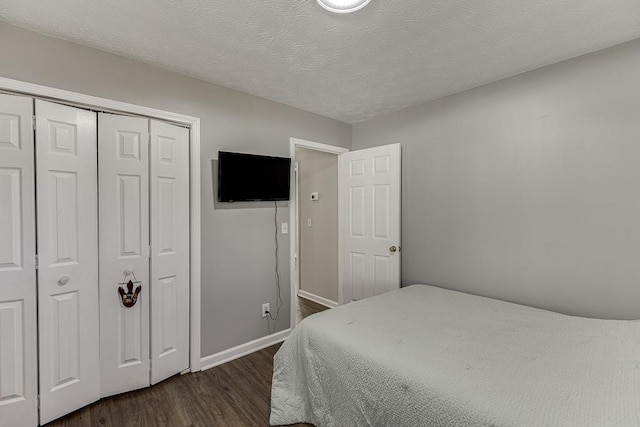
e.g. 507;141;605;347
270;285;640;426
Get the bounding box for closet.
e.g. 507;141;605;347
0;93;191;426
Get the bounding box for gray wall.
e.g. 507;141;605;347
353;39;640;320
0;22;351;356
296;147;339;303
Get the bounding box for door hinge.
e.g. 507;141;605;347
34;255;39;270
33;115;37;130
37;394;40;409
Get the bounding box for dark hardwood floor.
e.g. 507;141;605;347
46;297;327;427
296;295;329;323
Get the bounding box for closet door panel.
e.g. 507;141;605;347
0;94;37;427
98;113;150;397
150;120;190;384
36;100;100;425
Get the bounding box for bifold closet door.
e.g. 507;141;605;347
149;120;190;384
98;113;150;397
0;94;37;427
36;100;100;424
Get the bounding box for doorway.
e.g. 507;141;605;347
289;139;403;326
289;138;348;326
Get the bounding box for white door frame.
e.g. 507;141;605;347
289;137;348;326
0;76;202;372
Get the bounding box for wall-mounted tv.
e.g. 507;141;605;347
218;151;291;202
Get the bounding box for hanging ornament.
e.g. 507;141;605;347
118;271;142;308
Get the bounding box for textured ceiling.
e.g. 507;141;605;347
1;1;639;123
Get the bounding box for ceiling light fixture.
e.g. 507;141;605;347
316;0;371;13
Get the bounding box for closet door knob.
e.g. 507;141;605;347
389;245;397;253
58;276;70;286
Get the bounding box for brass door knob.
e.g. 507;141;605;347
389;245;397;253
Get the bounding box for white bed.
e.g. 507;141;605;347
270;285;640;426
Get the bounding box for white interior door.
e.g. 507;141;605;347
0;94;37;427
98;113;150;397
149;120;190;384
36;100;100;424
340;143;401;303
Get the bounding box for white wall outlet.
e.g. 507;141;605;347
310;192;319;201
281;222;288;234
262;303;270;318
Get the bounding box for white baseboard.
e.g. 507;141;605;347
297;290;339;308
200;328;291;371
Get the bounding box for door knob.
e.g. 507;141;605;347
389;245;397;253
58;276;70;286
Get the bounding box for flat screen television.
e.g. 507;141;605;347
218;151;291;202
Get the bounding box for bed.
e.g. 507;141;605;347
270;285;640;426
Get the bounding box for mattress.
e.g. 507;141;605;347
270;285;640;426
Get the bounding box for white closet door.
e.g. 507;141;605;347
0;94;37;427
98;113;150;397
149;120;190;384
340;143;401;302
36;100;100;424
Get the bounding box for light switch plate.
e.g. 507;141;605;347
281;222;288;234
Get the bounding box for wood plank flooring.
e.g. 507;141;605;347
296;295;329;323
46;297;327;427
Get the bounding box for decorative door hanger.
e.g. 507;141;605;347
118;270;142;308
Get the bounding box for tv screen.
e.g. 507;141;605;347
218;151;291;202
